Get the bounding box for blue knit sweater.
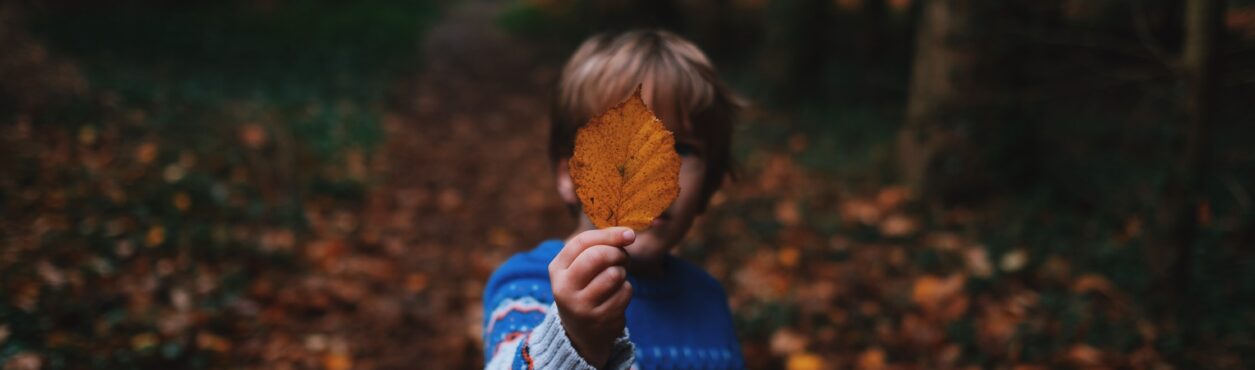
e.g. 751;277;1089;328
483;239;745;369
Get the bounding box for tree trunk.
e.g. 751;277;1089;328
897;0;990;200
1170;0;1222;308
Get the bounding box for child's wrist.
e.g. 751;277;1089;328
572;340;611;369
561;319;613;368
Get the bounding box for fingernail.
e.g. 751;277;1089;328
622;229;635;241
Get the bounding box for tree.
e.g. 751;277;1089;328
1169;0;1222;308
897;0;1000;202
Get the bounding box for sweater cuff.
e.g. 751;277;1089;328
526;303;635;370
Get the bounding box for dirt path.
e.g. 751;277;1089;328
208;3;573;368
355;1;570;367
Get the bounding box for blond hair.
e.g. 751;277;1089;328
549;29;740;211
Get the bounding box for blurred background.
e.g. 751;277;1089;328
1;0;1253;369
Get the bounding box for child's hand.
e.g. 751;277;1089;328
548;227;635;368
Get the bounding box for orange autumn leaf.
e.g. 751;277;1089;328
323;353;352;370
786;352;824;370
570;86;680;231
856;347;887;370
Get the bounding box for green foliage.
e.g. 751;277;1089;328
0;1;441;368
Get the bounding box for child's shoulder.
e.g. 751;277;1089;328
493;239;564;275
483;239;563;303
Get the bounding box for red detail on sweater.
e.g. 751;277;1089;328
485;301;548;336
491;332;526;358
521;332;535;370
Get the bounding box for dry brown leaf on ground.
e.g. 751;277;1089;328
912;274;969;322
570;85;680;231
786;352;825;370
856;347;887;370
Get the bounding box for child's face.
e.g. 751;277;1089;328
557;96;709;265
622;122;706;264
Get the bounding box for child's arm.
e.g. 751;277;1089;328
483;228;637;370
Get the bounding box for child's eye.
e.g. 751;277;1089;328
675;143;700;157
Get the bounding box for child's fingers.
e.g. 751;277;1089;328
592;280;633;317
552;227;635;270
580;265;627;304
566;245;629;288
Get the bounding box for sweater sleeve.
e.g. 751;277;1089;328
483;263;635;369
520;303;635;370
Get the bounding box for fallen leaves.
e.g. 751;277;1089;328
0;6;562;370
135;142;159;164
856;347;887;370
1072;273;1116;296
569;86;680;230
3;5;1215;368
198;332;233;353
173;192;192;212
131;332;159;350
911;274;969;321
786;352;824;370
323;352;353;370
1000;248;1029;273
3;352;42;370
1066;344;1104;367
879;213;918;237
145;225;167;247
239;123;268;149
771;328;809;356
964;247;994;277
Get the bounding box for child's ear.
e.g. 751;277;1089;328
555;158;578;206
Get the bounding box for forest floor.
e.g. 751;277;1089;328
236;2;572;368
1;0;1246;369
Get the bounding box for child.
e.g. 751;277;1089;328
483;30;744;370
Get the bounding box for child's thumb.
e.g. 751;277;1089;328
607;227;636;247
